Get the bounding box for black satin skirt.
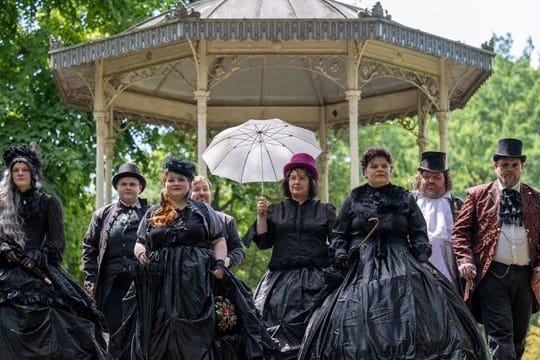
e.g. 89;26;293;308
299;242;486;360
110;245;277;360
0;262;109;359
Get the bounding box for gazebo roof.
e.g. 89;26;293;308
49;0;494;130
134;0;362;25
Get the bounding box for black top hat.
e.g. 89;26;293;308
493;138;526;162
418;151;448;172
112;163;146;192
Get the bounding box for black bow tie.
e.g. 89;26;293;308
499;188;523;225
120;203;137;212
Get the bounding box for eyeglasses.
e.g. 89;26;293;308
497;162;521;169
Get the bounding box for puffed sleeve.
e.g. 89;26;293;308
406;194;431;262
136;206;156;246
329;196;354;259
242;202;278;249
45;195;66;265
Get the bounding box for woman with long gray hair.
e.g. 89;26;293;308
0;144;109;359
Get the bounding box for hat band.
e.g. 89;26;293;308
10;156;32;168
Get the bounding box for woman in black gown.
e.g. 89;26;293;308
243;153;336;359
111;157;276;360
0;144;109;359
299;147;486;360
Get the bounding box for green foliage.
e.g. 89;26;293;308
524;319;540;360
446;34;540;198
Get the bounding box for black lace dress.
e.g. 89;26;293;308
0;189;109;359
299;184;485;360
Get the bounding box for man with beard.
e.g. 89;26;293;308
452;138;540;359
413;151;462;289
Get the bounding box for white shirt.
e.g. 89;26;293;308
416;191;458;286
493;181;530;266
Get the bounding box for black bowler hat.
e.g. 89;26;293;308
493;138;526;162
418;151;448;172
112;163;146;192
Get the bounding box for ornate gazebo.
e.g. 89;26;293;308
49;0;494;208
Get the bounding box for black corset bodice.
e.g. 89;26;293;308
349;184;411;241
19;190;49;249
148;207;210;250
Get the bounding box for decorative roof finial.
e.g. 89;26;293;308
168;1;200;19
481;37;495;52
49;35;64;50
357;2;391;20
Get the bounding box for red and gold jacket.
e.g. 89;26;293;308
452;181;540;300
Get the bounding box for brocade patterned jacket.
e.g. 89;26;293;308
452;181;540;301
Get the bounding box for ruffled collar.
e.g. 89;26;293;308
18;188;40;221
350;183;409;217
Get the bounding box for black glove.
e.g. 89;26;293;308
24;248;48;268
335;251;349;270
323;264;345;288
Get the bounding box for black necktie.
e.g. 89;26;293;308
499;188;523;226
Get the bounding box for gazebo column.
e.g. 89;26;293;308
318;107;329;202
104;107;116;204
193;39;209;176
417;93;428;156
436;59;450;154
195;90;210;175
346;90;361;188
436;111;449;153
93;59;106;209
346;40;363;189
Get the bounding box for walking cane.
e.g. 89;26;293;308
349;218;380;255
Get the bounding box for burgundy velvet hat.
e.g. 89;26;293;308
283;153;318;182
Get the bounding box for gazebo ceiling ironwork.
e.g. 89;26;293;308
49;0;494;131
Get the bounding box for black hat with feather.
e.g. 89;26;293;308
163;157;195;181
3;144;43;180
